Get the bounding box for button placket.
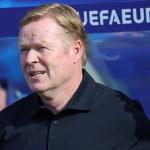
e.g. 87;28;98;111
47;119;59;150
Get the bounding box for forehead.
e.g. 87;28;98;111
19;17;66;43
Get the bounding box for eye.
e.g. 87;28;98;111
20;48;29;53
38;47;49;51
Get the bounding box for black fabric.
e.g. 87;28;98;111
0;70;150;150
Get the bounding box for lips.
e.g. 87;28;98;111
29;71;46;77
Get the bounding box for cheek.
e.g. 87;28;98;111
20;56;26;70
56;58;72;74
0;90;7;101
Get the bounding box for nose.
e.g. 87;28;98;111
25;49;39;64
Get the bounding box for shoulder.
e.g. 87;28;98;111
95;82;149;120
93;82;150;136
84;70;146;118
93;82;144;113
0;93;38;127
91;82;132;117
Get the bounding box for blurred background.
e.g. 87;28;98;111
0;0;150;118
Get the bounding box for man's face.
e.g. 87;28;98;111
19;17;77;94
0;88;7;110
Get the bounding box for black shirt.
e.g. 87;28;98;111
0;70;150;150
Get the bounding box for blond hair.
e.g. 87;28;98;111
20;3;87;66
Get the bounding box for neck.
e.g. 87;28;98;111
39;70;83;114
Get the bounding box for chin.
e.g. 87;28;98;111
29;85;46;93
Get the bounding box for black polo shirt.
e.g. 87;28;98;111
0;70;150;150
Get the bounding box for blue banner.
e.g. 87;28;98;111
0;1;150;36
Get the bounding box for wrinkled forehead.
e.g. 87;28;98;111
19;17;66;45
19;25;45;43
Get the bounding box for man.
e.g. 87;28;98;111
0;79;8;111
0;3;150;150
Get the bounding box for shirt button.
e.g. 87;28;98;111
51;136;56;140
53;120;59;125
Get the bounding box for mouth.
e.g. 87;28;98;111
29;71;46;77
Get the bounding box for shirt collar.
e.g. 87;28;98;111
27;94;45;117
31;69;97;116
64;69;96;111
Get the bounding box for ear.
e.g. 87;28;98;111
72;39;83;64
